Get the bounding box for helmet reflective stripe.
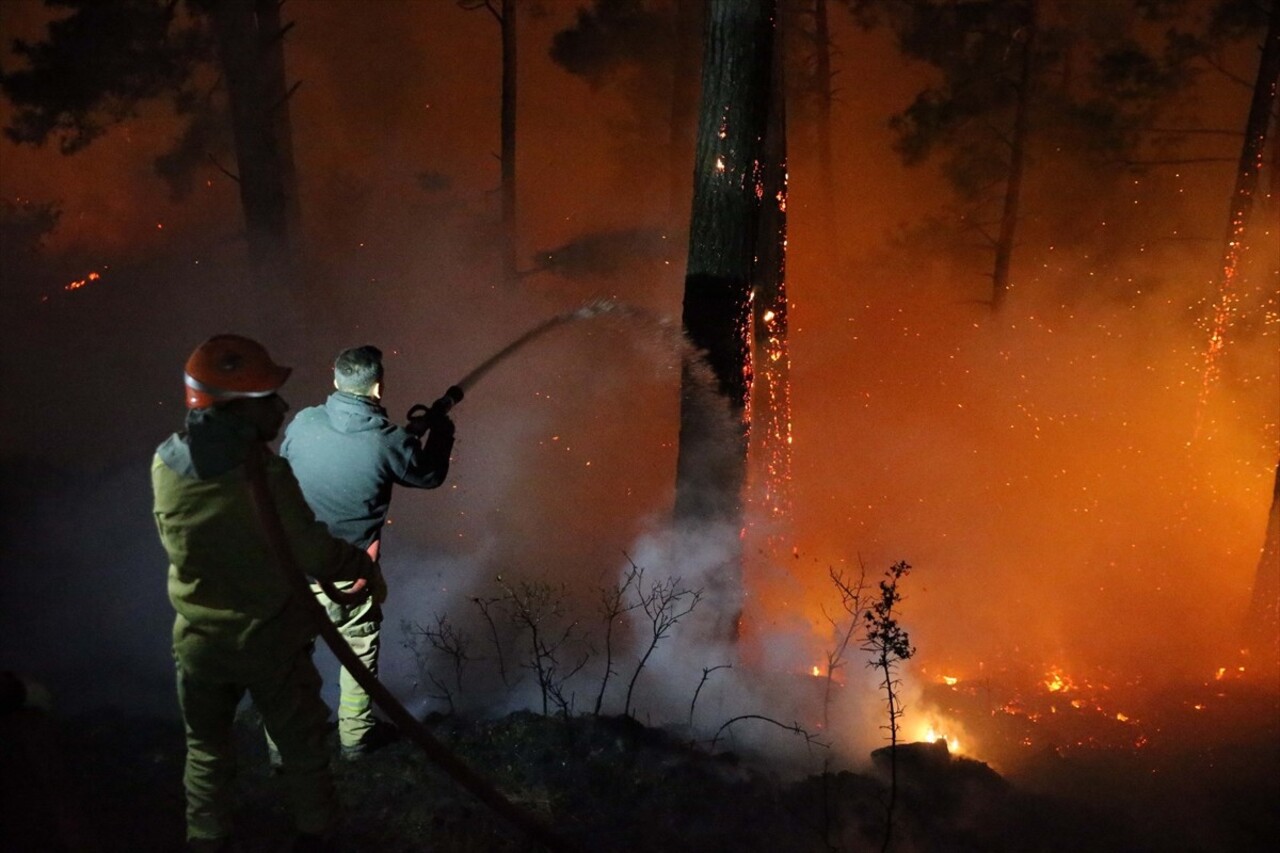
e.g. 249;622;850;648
184;372;280;401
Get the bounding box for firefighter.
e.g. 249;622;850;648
152;334;375;851
277;344;455;760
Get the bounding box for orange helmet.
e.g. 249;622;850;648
183;334;292;409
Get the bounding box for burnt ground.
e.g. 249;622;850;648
3;677;1277;853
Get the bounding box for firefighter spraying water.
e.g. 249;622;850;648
232;302;637;845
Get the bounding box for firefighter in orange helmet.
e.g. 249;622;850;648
152;334;374;851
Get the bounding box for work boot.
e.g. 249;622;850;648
340;720;398;761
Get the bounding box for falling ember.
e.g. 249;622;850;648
64;271;102;292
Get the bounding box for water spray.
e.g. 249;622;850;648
408;298;644;423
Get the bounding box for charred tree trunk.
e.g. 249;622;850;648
209;0;296;292
1204;0;1280;386
1244;461;1280;669
750;5;791;529
675;0;777;640
501;0;518;285
991;5;1035;312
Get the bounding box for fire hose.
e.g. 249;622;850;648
244;446;579;853
403;297;622;425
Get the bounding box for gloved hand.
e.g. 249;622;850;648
406;385;463;437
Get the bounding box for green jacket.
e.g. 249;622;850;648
153;409;372;682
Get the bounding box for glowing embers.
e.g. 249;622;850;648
64;270;102;291
918;662;1153;766
1042;667;1074;693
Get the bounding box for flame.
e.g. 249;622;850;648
1043;668;1073;693
811;665;821;677
942;675;958;686
923;725;961;754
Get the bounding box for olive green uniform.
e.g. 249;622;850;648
153;409;372;842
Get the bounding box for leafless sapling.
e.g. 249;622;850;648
594;558;642;716
863;560;915;853
623;563;703;718
498;576;589;717
689;663;732;728
401;613;472;715
822;562;869;728
472;593;513;687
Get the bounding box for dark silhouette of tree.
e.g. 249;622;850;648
0;0;302;291
205;0;300;289
849;0;1193;309
460;0;519;284
1201;0;1280;392
549;0;703;218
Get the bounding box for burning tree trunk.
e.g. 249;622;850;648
749;5;791;530
1202;0;1280;391
209;0;298;292
990;5;1036;313
675;0;778;639
1244;461;1280;668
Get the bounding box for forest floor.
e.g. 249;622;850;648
2;677;1277;853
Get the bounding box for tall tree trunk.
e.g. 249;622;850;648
1203;0;1280;389
750;2;791;530
1244;461;1280;670
675;0;777;640
501;0;518;284
210;0;294;292
991;3;1035;312
256;0;300;235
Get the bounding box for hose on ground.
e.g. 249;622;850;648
244;446;579;853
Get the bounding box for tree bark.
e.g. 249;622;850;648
209;0;295;292
991;3;1035;312
750;4;791;529
675;0;776;531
